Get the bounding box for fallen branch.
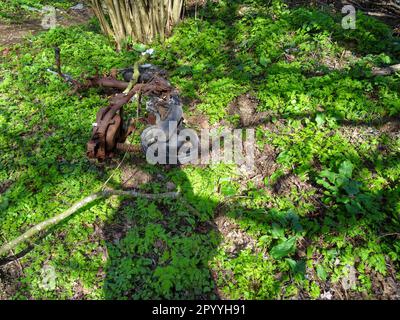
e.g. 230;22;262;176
0;189;179;257
372;64;400;76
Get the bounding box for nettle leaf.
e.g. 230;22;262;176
270;236;297;259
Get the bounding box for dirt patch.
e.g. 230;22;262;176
228;93;271;127
369;267;400;300
102;202;136;244
0;6;93;47
72;280;92;300
214;215;259;257
298;238;400;300
0;180;13;195
121;164;153;189
242;142;280;189
318;264;400;300
0;263;23;299
321;50;355;70
272;172;313;196
185;113;210;130
339;124;383;146
57;6;93;27
255;144;279;179
379;120;400;140
339;120;400;157
0;22;43;46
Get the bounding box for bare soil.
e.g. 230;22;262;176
228;93;272;127
0;6;93;47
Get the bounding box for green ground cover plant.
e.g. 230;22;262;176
0;0;76;23
0;0;399;299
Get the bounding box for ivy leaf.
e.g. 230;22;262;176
270;236;297;259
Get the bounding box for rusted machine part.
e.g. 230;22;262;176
86;77;129;90
116;143;142;153
87;89;138;160
86;65;184;161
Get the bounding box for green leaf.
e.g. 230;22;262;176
343;180;360;196
270;236;297;259
316;265;328;281
286;258;297;270
220;182;237;197
315;113;325;127
319;170;337;184
132;43;147;52
259;235;270;244
271;223;285;239
286;258;306;276
339;160;353;178
259;54;270;67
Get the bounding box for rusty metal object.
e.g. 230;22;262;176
86;65;184;161
52;48;187;161
116;143;142;153
87;90;137;160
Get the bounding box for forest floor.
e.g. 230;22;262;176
0;0;400;300
0;2;92;47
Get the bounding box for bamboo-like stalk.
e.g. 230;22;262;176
92;0;114;37
90;0;185;48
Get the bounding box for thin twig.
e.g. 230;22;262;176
101;153;127;191
0;189;179;257
378;232;400;239
372;64;400;76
